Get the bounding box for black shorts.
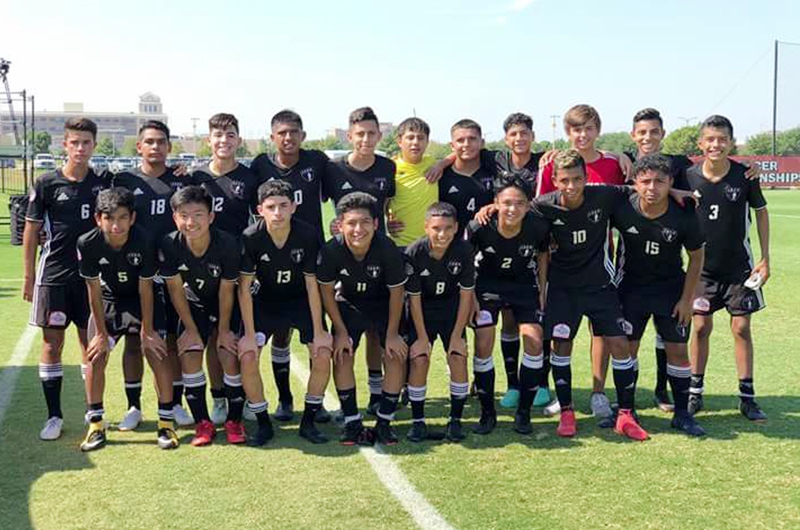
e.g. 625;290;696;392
544;284;627;340
254;297;315;345
176;302;242;347
406;311;461;352
154;279;180;336
618;283;689;344
337;302;388;352
693;274;766;317
29;281;89;329
474;280;543;329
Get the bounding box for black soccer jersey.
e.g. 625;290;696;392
78;226;157;300
249;149;331;239
26;169;108;285
404;237;475;312
482;149;544;194
685;162;767;282
627;151;692;190
240;218;319;300
112;168;194;240
532;185;631;289
192;163;260;238
466;212;550;287
325;155;396;231
437;166;495;237
612;194;704;291
316;232;406;312
158;228;240;311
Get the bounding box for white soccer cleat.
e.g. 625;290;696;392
210;398;228;425
543;399;561;417
172;404;194;427
40;416;64;441
590;392;613;419
118;407;143;431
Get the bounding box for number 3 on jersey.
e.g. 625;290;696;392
709;204;719;220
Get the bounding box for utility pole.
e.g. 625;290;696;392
191;117;199;153
772;39;779;156
678;116;697;127
550;114;559;148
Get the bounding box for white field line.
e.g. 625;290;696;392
0;325;38;429
289;353;457;530
771;214;800;219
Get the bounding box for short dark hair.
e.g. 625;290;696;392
450;119;482;137
632;108;663;128
96;187;135;215
397;117;430;138
425;201;457;221
258;179;294;203
64;117;97;140
271;109;303;130
209;113;239;134
138;120;170;139
700;114;734;139
336;192;378;219
170;185;212;212
632;154;673;180
349;107;379;128
552;149;586;177
564;104;601;131
503;113;533;133
494;172;532;200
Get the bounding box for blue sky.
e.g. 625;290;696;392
4;0;799;142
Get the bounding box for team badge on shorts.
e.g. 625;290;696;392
553;323;571;339
587;209;602;223
290;248;305;264
661;227;678;243
208;263;222;278
300;168;315;183
725;185;741;202
693;297;711;312
366;264;382;279
127;252;143;266
447;260;462;275
48;311;67;327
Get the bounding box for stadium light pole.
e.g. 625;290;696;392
772;40;800;156
678;116;697;127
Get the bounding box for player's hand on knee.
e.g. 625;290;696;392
333;332;353;363
386;333;408;360
410;338;431;359
141;330;167;360
448;336;467;357
238;333;258;359
672;296;693;327
312;332;334;358
177;329;204;355
217;329;239;356
87;333;112;363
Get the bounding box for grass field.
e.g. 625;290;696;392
0;191;799;530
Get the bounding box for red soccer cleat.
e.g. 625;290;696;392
224;420;246;445
191;419;217;447
615;409;649;441
556;408;577;437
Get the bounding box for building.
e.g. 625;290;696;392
326;122;395;144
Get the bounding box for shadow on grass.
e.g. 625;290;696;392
0;286;19;299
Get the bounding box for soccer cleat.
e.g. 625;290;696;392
556;409;577;437
445;419;466;442
242;402;257;421
533;387;552;408
590;392;613;418
172;404;194;427
340;420;366;446
687;394;704;415
210;398;228;425
299;421;328;444
671;411;706;437
739;400;768;422
615;409;649;441
80;422;107;452
406;421;428;443
273;401;294;422
157;425;180;450
653;389;675;412
375;420;399;446
314;406;332;424
224;420;246;444
332;409;345;425
472;410;497;435
366;396;381;417
499;388;520;409
118;406;143;431
40;416;64;441
250;418;275;446
543;399;561;417
513;409;533;435
191;419;216;447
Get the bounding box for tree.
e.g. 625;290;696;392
96;137;115;156
256;138;275;155
28;131;52;155
425;141;453;160
377;128;399;158
484;140;508;152
531;139;570;152
171;141;184;154
596;132;636;154
743;127;800;155
302;136;348;151
236;143;251;157
196;142;212;157
662;125;701;156
121;137;138;156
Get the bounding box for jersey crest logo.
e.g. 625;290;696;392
587;209;602;223
374;178;386;191
230;180;245;198
518;245;534;258
126;252;143;266
290;248;305;264
366;264;382;279
91;185;104;195
480;178;493;190
661;227;678;243
207;264;222;278
447;261;462;275
300;168;315;183
725;185;741;202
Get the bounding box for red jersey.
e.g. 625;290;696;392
536;151;625;196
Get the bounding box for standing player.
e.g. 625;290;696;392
404;202;475;442
22;118;107;441
467;174;550;435
533;150;647;440
192;113;261;424
159;186;241;446
686;115;770;421
77;188;179;450
111;120;194;429
611;155;706;436
238;180;333;445
317;192;408;445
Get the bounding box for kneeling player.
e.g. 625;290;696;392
159;186;241;446
238;180;332;445
405;202;475;442
468;174;550;435
317;192;408;446
78;188;176;450
612;155;706;436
